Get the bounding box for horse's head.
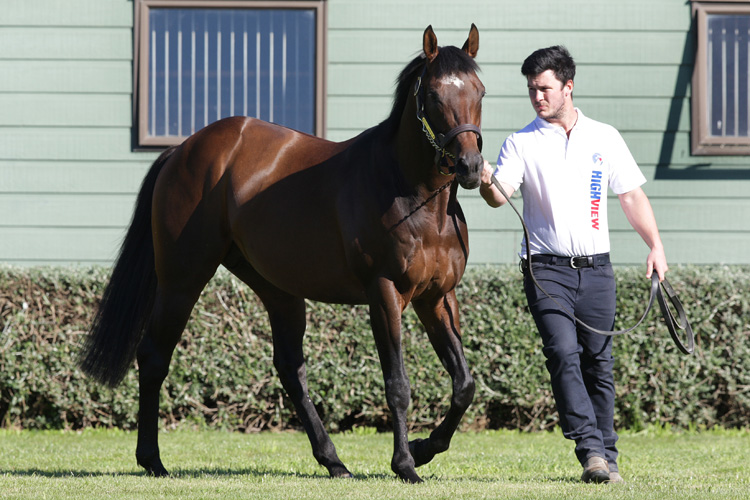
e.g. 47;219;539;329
416;24;485;190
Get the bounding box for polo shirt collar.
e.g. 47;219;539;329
533;108;587;135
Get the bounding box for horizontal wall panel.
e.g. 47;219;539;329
0;61;132;93
5;228;740;268
0;94;132;127
328;0;690;32
4;0;132;28
609;231;750;266
611;198;750;232
572;99;690;133
25;179;746;232
464;230;525;264
0;27;132;60
0;161;153;194
459;171;749;200
11;175;738;231
479;32;692;67
467;230;750;266
324;128;691;166
328;30;692;66
328;63;691;99
327;96;691;133
480;132;750;170
0;227;124;264
323;127;750;173
644;163;750;178
0;128;140;161
458;196;750;233
0;194;135;228
471;131;717;168
620;132;705;166
459;195;524;232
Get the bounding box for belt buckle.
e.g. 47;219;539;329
570;256;594;268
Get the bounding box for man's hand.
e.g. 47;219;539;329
479;161;514;208
480;160;495;187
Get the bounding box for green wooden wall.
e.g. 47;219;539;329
1;1;148;265
1;0;748;266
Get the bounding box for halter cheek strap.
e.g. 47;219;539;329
414;69;483;175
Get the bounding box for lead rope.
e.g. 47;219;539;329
388;179;454;232
490;176;694;354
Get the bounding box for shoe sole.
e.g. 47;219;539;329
581;469;611;484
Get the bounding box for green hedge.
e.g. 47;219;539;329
1;265;748;432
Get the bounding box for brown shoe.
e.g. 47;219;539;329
581;456;610;483
609;471;624;484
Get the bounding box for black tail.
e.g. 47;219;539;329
79;147;176;387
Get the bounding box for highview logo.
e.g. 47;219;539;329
590;154;604;230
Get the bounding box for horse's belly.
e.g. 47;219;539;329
233;215;367;304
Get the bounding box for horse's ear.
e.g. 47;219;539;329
423;25;439;62
462;23;479;59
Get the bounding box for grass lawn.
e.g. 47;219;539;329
1;427;748;499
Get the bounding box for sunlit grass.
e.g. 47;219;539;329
1;427;749;499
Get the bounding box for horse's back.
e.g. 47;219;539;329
151;116;365;301
153;116;349;231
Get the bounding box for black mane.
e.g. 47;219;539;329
385;45;480;130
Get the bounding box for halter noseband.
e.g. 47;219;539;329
414;65;483;175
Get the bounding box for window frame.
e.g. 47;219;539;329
692;0;750;155
133;0;327;148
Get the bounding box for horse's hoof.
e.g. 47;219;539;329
397;470;424;484
408;438;435;468
329;465;354;479
143;464;170;477
137;456;170;477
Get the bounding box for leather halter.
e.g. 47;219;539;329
414;65;483;175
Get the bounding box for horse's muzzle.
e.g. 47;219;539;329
455;150;483;189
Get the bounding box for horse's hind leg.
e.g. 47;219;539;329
223;253;351;478
409;291;475;467
135;279;213;476
268;296;352;478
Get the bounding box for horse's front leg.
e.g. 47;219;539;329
367;277;421;483
409;290;475;467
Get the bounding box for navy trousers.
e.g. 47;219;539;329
522;260;619;471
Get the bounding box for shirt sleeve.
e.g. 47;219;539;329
606;127;647;194
494;133;525;191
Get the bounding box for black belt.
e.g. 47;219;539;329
523;253;610;269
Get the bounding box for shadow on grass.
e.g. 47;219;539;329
2;467;582;484
0;467;393;481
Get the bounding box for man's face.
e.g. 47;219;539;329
526;69;572;122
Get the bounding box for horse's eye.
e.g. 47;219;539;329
427;91;442;107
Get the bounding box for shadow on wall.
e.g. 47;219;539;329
656;11;750;181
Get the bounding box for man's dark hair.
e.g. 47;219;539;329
521;45;576;86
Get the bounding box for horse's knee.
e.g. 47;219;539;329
453;375;475;411
273;353;308;399
385;377;411;411
273;352;303;378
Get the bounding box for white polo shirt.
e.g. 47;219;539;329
493;109;646;258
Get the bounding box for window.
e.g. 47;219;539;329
134;0;326;148
692;1;750;155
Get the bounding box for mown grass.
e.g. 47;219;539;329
1;427;748;499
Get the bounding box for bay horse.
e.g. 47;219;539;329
80;24;485;483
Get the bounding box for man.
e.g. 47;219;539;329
479;45;667;484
